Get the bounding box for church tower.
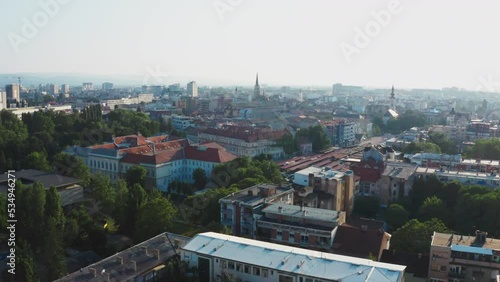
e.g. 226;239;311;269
390;85;396;110
254;73;261;100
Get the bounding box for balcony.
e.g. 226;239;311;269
448;271;466;279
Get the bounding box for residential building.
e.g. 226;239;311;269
0;91;6;110
187;81;198;97
415;167;500;187
199;125;290;160
0;169;83;207
293;166;323;187
68;134;237;191
169;115;195;130
5;84;20;101
429;231;500;282
219;184;294;238
181;232;406;282
255;203;346;251
332;218;391;261
47;84;59;95
466;120;496;140
351;146;386;196
457;159;500;173
379;163;417;205
142;85;163;96
322;119;358;148
61;84;70;95
55;232;190;282
306;168;355;217
407;153;462;169
7;105;72;119
102;82;114;91
82;82;94;91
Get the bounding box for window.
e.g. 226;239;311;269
301;235;308;243
220;259;227;268
228;261;235;270
253;267;260;276
244;265;250;274
236;263;242;272
262;269;269;277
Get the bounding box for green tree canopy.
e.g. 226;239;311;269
402;142;441;154
390;218;450;254
125;165;148;188
385;204;410;229
135;197;178;241
353;196;380;218
464;138;500;160
193;168;208;190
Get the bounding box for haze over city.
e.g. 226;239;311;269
2;0;500;89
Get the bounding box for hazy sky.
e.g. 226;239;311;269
1;0;500;89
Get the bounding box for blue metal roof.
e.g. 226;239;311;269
451;244;493;255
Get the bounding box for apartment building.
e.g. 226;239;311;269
181;232;406;282
55;232;190;282
306;168;355;217
199;125;290;159
429;231;500;282
322;119;358;148
415;167;500;188
379;163;417;205
351;146;386;196
408;153;462;169
219;184;294;238
255;203;346;251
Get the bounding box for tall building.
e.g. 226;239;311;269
253;73;261;100
187;81;198;97
0;91;6;110
61;84;70;95
82;82;94;91
5;84;20;102
102;82;114;91
47;84;59;95
429;231;500;282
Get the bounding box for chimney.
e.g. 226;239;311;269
89;267;97;277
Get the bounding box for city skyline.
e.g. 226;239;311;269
2;1;500;91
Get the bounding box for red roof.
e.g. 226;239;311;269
201;126;289;143
332;224;390;259
184;146;237;163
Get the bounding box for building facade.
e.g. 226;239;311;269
429;231;500;282
255;203;346;251
187;81;198;97
219;184;294;238
181;232;406;282
199;125;289;160
5;84;20;102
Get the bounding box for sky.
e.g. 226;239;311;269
1;0;500;89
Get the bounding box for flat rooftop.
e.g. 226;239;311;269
183;232;405;282
0;169;79;189
220;184;293;205
55;233;190;282
432;232;500;251
262;203;343;223
416;167;500;180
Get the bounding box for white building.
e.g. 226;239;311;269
293;166;323;186
182;232;406;282
187;81;198;97
170;115;195;130
0;91;6;110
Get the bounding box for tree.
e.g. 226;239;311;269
1;241;38;282
135;197;178;241
45;186;65;227
43;95;56;103
193;168;208;190
417;196;449;224
0;194;7;231
295;125;330;151
23;151;52;171
180;187;239;226
402;142;441;154
464;138;500;160
353;196;380;218
52;152;91;186
89;172;116;212
17;181;46;251
124;183;147;236
390;218;450;254
125;165;148;188
428;132;455;154
385;204;410;229
43;217;67;280
113;179;129;229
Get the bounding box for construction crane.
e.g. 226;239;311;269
7;76;24;86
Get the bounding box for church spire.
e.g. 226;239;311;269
390;85;395;99
255;73;259;86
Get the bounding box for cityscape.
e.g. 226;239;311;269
2;1;500;282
